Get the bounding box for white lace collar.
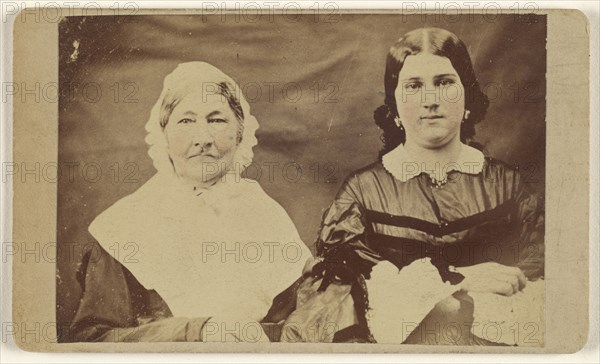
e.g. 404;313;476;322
381;143;486;184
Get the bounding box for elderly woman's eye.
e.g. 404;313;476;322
208;118;227;123
178;118;195;124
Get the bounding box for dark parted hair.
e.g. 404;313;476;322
375;27;489;156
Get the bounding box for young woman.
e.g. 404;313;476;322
282;27;544;345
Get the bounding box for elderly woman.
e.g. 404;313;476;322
70;62;311;342
282;27;544;345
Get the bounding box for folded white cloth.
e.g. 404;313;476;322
366;258;459;343
469;279;544;346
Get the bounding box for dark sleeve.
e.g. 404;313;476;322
514;176;545;280
314;175;382;290
69;244;210;342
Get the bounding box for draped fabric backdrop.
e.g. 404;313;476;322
57;14;546;341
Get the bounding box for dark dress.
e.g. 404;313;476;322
293;155;544;344
67;246;300;342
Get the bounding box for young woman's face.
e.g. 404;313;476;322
164;91;240;185
394;53;466;149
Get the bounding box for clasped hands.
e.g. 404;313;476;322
455;262;527;296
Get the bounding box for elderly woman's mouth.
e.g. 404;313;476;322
187;153;217;159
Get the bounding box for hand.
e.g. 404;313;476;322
455;262;527;296
200;316;270;342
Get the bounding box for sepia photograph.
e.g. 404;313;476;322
54;12;547;345
3;4;595;357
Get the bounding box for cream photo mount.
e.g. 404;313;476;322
8;8;590;353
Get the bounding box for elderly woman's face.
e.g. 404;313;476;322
394;53;465;149
164;91;240;185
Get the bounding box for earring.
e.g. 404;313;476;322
394;116;404;131
464;110;471;120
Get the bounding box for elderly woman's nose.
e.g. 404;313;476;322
190;125;214;145
192;133;213;146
